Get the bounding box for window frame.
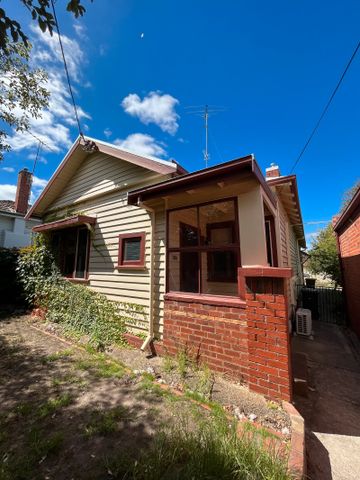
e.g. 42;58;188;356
52;226;91;280
117;232;146;269
166;197;241;295
265;215;278;267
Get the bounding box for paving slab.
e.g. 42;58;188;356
292;322;360;480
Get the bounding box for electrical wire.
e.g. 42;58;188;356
32;140;42;174
289;40;360;174
50;0;84;139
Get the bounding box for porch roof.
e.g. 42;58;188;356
32;215;96;233
127;155;277;207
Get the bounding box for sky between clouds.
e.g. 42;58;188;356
0;0;359;245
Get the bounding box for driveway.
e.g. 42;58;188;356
293;321;360;480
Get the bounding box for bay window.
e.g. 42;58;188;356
52;226;90;279
167;198;240;296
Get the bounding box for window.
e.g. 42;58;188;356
167;199;240;296
118;232;145;268
52;227;90;279
264;215;278;267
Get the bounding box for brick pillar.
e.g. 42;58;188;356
14;168;32;214
239;268;293;402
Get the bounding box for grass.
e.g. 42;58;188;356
162;355;175;373
84;406;132;437
41;348;73;364
37;393;73;418
0;428;64;480
105;409;290;480
75;354;125;379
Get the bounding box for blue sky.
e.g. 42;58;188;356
1;0;359;244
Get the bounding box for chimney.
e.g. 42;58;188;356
266;163;281;179
14;168;32;215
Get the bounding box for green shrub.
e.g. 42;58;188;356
17;234;132;349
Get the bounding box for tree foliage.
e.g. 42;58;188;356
0;1;92;160
308;223;341;287
0;1;92;53
341;180;360;212
0;42;49;160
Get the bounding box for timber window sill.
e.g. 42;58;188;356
63;277;90;284
116;265;147;271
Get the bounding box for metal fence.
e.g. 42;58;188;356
296;284;347;325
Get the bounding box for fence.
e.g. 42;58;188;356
296;284;346;325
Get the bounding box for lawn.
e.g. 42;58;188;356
0;316;291;480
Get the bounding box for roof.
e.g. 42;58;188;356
128;154;277;207
33;215;96;233
266;175;306;248
0;200;16;214
333;185;360;233
26;135;186;220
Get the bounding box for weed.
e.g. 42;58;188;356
15;402;33;417
37;393;73;418
75;355;125;379
51;374;87;387
176;349;188;379
105;410;290;480
40;348;73;364
162;355;175;373
267;400;281;411
194;364;215;400
84;406;132;437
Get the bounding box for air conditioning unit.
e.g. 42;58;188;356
296;308;312;336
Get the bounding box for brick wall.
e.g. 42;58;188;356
163;268;292;401
245;288;292;401
163;301;250;383
337;210;360;337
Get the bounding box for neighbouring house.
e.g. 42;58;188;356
0;168;41;248
26;136;305;401
333;185;360;338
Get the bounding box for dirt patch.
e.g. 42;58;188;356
0;317;206;479
31;316;291;435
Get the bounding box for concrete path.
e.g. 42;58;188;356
293;321;360;480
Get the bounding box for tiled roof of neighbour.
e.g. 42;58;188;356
0;200;16;213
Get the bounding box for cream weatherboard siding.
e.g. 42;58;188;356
43;153;170;336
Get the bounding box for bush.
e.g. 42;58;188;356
0;248;24;306
17;235;129;349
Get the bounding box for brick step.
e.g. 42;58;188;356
292;353;308;397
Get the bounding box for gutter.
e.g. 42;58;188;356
136;197;155;351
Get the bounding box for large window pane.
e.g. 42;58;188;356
75;228;89;278
199;201;236;246
168;251;199;293
201;252;238;296
62;230;77;277
168;208;198;248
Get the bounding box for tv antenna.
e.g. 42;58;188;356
185;104;226;167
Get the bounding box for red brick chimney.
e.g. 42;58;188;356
14;168;32;215
266;163;281;179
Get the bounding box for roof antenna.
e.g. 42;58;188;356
185;105;226;168
50;0;98;154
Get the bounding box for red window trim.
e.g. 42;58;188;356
265;215;278;267
166;197;241;295
117;232;146;269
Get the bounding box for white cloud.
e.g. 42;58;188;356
73;23;87;40
7;26;91;154
104;128;112;138
0;184;17;200
114;133;167;158
1;167;15;173
0;175;48;204
27;153;47;165
121;91;179;135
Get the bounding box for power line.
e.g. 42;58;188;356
50;0;83;139
290;40;360;174
27;130;57;153
31;140;42;174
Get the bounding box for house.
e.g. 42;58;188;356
26;136;305;401
333;185;360;337
0;169;41;248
